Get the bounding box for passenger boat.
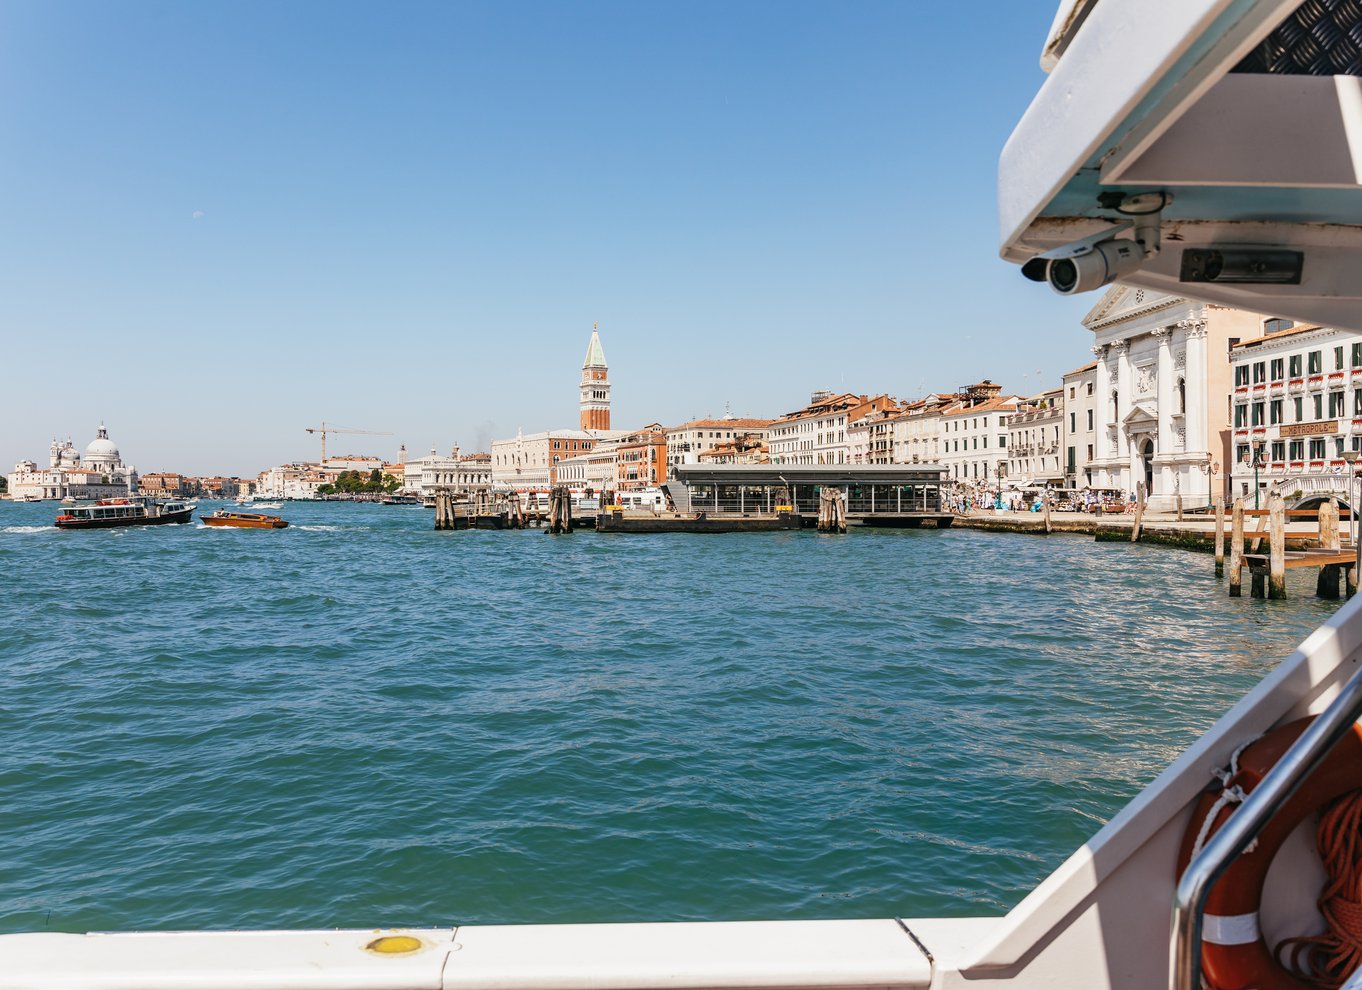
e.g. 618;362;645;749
202;510;289;529
53;497;195;529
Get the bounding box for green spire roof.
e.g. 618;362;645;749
583;326;607;368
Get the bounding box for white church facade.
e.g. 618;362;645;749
1084;286;1264;511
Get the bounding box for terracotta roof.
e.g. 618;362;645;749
941;396;1020;417
669;418;774;430
1232;324;1328;350
1063;361;1098;377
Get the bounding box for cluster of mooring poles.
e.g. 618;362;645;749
433;490;461;531
545;486;573;535
1219;495;1358;600
817;487;847;533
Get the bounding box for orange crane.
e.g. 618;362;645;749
304;422;394;466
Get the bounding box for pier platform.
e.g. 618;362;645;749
597;511;802;534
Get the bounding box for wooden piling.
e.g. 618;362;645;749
1130;482;1146;543
1317;499;1342;599
1214;500;1225;577
1229;497;1244;597
1269;495;1287;599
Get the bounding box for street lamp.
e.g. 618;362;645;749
1252;441;1267;509
1344;450;1360;586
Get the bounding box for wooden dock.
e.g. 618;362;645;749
1226;496;1358;600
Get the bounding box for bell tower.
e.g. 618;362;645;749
579;323;611;431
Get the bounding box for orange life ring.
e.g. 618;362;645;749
1177;717;1362;990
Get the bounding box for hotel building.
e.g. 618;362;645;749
1228;321;1362;507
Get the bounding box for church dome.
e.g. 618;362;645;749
84;424;120;464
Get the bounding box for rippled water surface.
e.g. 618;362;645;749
0;500;1342;932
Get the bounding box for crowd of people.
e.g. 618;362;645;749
945;484;1134;515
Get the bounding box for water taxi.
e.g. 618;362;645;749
203;510;289;529
53;497;195;530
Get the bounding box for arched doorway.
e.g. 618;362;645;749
1140;438;1155;498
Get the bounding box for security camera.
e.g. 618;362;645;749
1021;192;1171;295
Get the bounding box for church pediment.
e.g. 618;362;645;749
1122;403;1158;428
1083;283;1187;331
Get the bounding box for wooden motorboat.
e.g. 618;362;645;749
202;510;288;529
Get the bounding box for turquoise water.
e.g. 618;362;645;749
0;500;1341;933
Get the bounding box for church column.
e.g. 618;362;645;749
1154;326;1174;501
1180;317;1210;456
1092;343;1111;469
1114;339;1135;493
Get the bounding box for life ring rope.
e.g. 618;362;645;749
1180;719;1362;990
1274;791;1362;988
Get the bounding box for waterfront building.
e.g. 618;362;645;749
616;424;668;490
257;462;330;500
139;473;188;497
1084;285;1264;510
1006;388;1065;488
664;417;773;472
848;401;903;464
7;424;139;501
491;429;622;490
938;382;1020;484
403;447;493;497
889;393;958;465
768;392;896;466
554;445;618;493
1062;363;1098;488
579;324;611;432
698;433;769;465
1227;321;1362;507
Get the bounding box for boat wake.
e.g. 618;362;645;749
2;525;48;534
296;524;345;532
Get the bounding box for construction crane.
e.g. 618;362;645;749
304;422;394;466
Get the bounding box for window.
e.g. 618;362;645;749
1177;378;1186;413
1070;412;1076;432
1251;402;1265;426
1253;361;1266;383
1086;382;1094;396
1338;438;1347;457
1290;439;1305;460
1237;443;1250;464
1086;443;1094;460
1315;394;1325;419
1355;389;1362;416
1295;396;1304;421
1270;400;1283;425
1353;343;1362;368
1336;346;1346;370
1271;358;1285;380
1069;387;1076;399
1310;438;1327;459
1290;354;1303;377
1234;405;1248;428
1235;366;1250;386
1309;350;1323;374
1087;409;1094;430
1265;318;1295;334
1331;391;1346;418
1271;441;1285;461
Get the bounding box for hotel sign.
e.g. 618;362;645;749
1280;421;1339;438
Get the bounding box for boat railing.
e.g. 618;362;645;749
1172;664;1362;990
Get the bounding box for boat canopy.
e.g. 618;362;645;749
1000;0;1362;331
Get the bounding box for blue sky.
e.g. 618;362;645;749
0;1;1094;476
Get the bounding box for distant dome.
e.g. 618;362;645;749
84;438;119;460
84;423;120;464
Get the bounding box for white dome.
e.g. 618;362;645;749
85;437;119;459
